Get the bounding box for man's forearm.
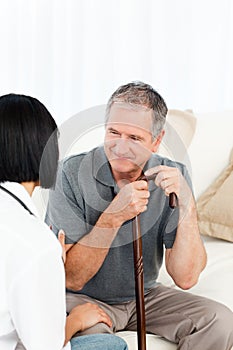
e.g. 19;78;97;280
166;198;207;290
65;210;123;291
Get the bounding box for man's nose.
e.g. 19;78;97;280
114;138;130;156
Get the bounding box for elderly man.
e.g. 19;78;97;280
46;81;233;350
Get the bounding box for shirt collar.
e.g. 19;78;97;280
92;146;160;192
142;155;162;191
0;181;39;216
93;146;115;187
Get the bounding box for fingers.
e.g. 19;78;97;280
98;309;112;327
145;165;173;179
134;180;148;191
156;171;179;196
132;181;150;199
146;166;194;209
58;229;65;247
144;166;160;177
130;181;150;213
118;181;149;206
159;178;174;196
72;303;113;330
83;303;112;327
145;165;180;196
58;230;66;263
109;179;150;222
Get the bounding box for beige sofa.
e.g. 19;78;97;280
33;107;233;350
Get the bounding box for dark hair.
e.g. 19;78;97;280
0;93;59;188
105;81;168;138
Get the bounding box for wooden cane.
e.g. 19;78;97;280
133;214;146;350
133;173;178;350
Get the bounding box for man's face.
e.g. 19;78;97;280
104;103;162;178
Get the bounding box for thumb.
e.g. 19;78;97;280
58;230;66;263
144;166;160;177
58;229;65;247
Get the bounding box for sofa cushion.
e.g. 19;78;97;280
197;148;233;242
187;236;233;310
157;109;196;162
116;332;176;350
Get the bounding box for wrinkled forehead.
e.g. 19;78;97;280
107;102;153;132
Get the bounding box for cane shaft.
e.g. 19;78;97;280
133;215;146;350
132;171;177;350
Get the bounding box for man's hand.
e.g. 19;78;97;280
145;165;207;289
50;226;68;263
145;165;192;208
58;230;66;263
107;180;150;226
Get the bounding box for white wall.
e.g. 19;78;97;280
1;0;233;124
1;0;232;199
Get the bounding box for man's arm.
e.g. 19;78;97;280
145;165;207;290
65;180;150;291
165;196;207;290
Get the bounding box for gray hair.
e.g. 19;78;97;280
105;81;168;139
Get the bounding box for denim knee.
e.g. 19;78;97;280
70;334;128;350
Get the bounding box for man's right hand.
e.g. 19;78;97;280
107;180;150;226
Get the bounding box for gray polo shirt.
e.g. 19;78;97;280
45;146;191;304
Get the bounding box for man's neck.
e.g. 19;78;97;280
112;169;143;185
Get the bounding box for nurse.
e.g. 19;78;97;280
0;93;127;350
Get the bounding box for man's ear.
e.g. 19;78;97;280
152;129;165;152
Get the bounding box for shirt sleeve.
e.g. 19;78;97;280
45;159;88;244
8;246;70;350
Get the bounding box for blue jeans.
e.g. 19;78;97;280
70;334;128;350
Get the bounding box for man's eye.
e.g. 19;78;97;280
130;135;141;141
109;130;120;135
